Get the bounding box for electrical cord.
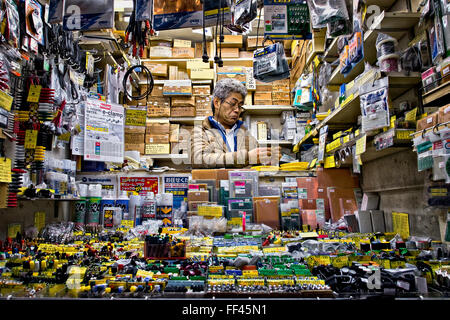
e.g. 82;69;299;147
122;64;154;101
201;0;209;63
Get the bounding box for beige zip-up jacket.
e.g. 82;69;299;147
191;117;258;168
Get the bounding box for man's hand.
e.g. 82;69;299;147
249;146;282;165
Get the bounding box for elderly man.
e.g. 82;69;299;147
192;78;281;168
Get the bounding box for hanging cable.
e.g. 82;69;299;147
201;0;209;63
214;0;222;64
122;65;154;101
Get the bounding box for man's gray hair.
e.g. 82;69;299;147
211;78;247;115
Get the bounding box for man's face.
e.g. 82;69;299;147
214;92;245;128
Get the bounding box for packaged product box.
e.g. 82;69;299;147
192;169;218;180
171;106;196;117
195;109;213;117
296;177;318;198
189;68;215;80
272;92;291;101
254;92;272;101
220;47;240;58
360;192;380;211
195;96;211;109
170;124;180;143
438;104;450;123
173;39;192;48
187;190;209;202
216;35;243;48
145;134;170;144
151;84;165;97
273;100;291;106
339;198;358;217
188;201;209;211
417;112;438;131
142;62;168;77
147;97;171;117
301;210;317;228
186;59;210;70
145;143;170;155
254;197;280;229
216;66;246;83
146;120;170;135
193;85;211;96
327;187;357;222
172;47;195;59
172;96;196;107
317;187;331;221
298;199;317;210
169;65;179;80
125;143;145;154
272;79;291;92
163;80;193;96
256;80;273;92
317;167;360;189
150;46;172;58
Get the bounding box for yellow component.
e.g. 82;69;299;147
105;287;111;294
250;166;279;171
29;260;35;270
130;286;137;293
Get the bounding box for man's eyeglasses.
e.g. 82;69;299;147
223;99;245;112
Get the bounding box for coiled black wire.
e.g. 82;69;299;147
122;64;154;101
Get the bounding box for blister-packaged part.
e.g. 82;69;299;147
264;0;311;39
48;0;64;24
228;198;253;210
433;155;450;183
63;0;114;31
348;31;363;65
229;170;259;198
253;42;290;83
5;0;20;48
307;0;349;29
235;0;257;27
135;0;153;21
359;76;390;133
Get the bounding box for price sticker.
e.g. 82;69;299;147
27;85;42;103
25;130;38;149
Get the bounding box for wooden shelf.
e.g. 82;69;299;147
361;144;412;163
387;72;422;99
323;94;361;127
243;105;296;115
328;59;365;89
422;81;450;105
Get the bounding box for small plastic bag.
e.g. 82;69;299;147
359;76;391;133
307;0;350;29
253;41;290;82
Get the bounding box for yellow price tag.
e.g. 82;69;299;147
125;108;147;126
27;85;42;103
396;130;414;140
405;108;417;121
0;158;12;183
324;155;335;168
0;90;13;111
309;158;317;169
197;206;223;217
343;135;350;144
341;94;354;107
7;223;21;238
25;130;38;149
356;134;366;156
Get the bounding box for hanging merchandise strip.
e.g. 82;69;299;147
125;0;155;58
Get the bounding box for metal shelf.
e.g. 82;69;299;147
243;105;296;115
328;59;365;90
258;140;293;145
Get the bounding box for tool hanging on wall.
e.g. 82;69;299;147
125;0;155;58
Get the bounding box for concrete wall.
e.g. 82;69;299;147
361;149;447;241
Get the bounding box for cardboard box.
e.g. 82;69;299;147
124;126;146;134
216;35;243;48
125;133;145;144
178;70;190;80
296;177;318;198
171;106;196;117
145;134;170;144
147;106;171;118
221;47;240;58
173;39;191;48
417;112;438;131
186;59;210;70
150;46;172;58
272;79;291;92
438;104;450;123
195;96;211;109
273;100;291;106
142;62;168;77
299;199;317;210
146;121;170;135
169;65;178;80
172;47;195;59
147;97;171;117
256;81;273;92
145;143;170;155
125;143;145;154
247;36;264;49
170;124;180;143
195;109;212;117
239;51;254;59
188;190;209;202
189;68;215;80
195;42;214;59
254;197;280;229
254;92;272;101
254;99;272;105
216;66;246;83
172;96;196;107
272;92;291;101
193;85;211;96
163;80;192;96
150;84;164;97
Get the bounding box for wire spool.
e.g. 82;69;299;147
376;38;398;58
122;65;153;101
378;54;400;73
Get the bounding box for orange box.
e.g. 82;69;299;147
301;210;317;228
296;177;318;198
299;199;317;210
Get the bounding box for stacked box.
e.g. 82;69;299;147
146;120;170;145
142;62;168;77
272;79;291;105
193;85;211;96
170;94;196;117
172;47;195;59
147;97;171;118
195;96;212;117
216;66;246;83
